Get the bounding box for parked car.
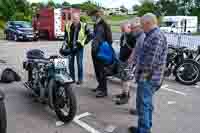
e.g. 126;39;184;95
4;21;38;41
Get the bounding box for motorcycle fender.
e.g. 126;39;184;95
54;74;73;84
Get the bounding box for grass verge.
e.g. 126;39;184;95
0;29;4;40
106;15;134;22
111;25;120;32
192;32;200;36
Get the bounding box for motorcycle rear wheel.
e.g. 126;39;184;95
175;59;200;85
53;84;77;123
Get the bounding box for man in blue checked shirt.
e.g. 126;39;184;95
129;13;168;133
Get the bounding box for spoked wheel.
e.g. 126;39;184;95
53;84;77;123
175;60;200;85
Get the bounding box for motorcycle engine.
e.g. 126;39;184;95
31;62;46;93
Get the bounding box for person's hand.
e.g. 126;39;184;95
143;68;153;81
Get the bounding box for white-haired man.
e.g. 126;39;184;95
129;13;168;133
64;13;91;84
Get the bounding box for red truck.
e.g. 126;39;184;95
33;8;80;40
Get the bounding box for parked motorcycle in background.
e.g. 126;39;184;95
165;45;200;85
23;49;77;122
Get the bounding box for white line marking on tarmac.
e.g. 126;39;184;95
167;101;176;105
73;112;102;133
105;125;117;133
161;84;187;96
194;85;200;88
74;112;91;120
56;121;64;127
56;112;103;132
74;119;102;133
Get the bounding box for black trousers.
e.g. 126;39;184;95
92;53;107;92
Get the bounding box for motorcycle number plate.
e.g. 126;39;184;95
54;58;68;69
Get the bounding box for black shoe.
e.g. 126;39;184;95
91;86;101;92
114;93;125;98
91;89;97;92
76;81;83;85
96;91;108;98
115;93;129;105
128;126;137;133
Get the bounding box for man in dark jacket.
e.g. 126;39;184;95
89;9;113;98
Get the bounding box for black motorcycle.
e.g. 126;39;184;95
193;46;200;64
165;45;200;85
23;49;77;123
0;90;6;133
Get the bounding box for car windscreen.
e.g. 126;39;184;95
14;22;32;28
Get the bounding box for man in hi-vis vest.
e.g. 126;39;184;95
64;13;91;84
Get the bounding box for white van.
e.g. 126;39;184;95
160;16;198;33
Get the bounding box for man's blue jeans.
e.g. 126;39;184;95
69;48;84;82
136;80;156;133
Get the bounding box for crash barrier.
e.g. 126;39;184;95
162;33;200;50
112;33;200;50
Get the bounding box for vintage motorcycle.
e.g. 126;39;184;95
165;45;200;85
23;49;77;122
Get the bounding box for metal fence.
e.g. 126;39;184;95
113;33;200;50
165;33;200;50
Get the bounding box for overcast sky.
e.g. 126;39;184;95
28;0;140;9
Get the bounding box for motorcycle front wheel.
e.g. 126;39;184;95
0;100;7;133
175;59;200;85
53;83;77;123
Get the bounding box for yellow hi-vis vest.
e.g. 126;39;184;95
65;21;71;43
65;22;87;47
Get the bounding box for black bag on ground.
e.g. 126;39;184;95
1;68;21;83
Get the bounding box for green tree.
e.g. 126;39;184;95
0;0;32;25
156;0;178;16
79;1;98;12
176;0;193;15
120;5;128;13
62;1;71;7
0;0;17;21
71;4;81;8
47;0;55;8
132;5;140;11
134;0;159;16
188;0;200;22
55;3;62;8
